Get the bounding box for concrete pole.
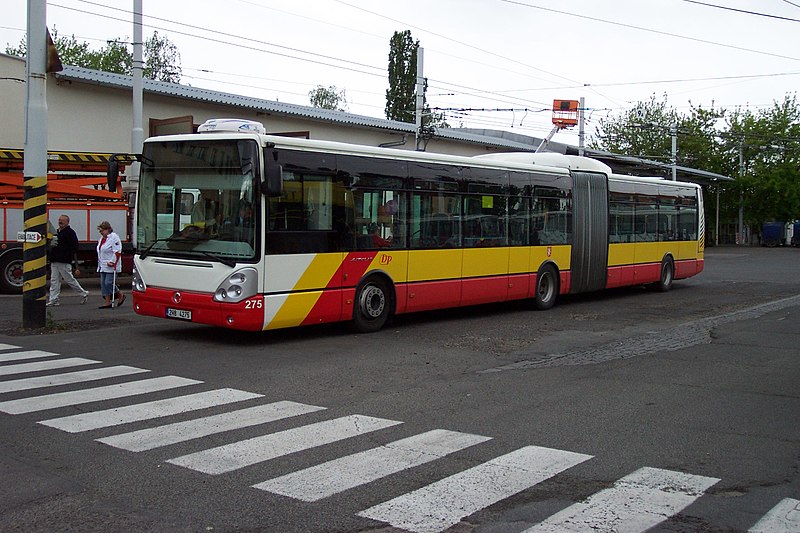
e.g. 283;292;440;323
414;47;424;151
23;0;48;328
130;0;144;190
715;184;720;247
738;140;744;245
578;96;585;157
671;122;677;181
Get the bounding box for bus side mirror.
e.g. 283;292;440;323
262;164;283;197
107;159;120;192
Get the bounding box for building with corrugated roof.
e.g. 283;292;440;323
1;52;730;187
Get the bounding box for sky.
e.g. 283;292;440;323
3;0;799;146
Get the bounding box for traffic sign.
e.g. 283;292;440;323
16;231;43;243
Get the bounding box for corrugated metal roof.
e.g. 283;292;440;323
52;64;733;183
55;65;412;132
55;66;558;150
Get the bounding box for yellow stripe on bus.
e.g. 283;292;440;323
266;291;323;330
291;253;345;291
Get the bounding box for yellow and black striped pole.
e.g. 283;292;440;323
22;176;48;327
23;0;50;328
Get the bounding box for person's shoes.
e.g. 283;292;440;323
116;293;126;308
98;304;112;309
81;292;89;305
46;300;59;307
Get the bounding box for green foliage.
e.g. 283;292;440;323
724;94;800;227
591;93;800;233
591;94;678;160
5;27;181;82
385;30;417;122
385;30;448;130
143;31;181;83
308;85;348;111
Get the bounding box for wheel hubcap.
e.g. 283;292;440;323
359;285;385;319
539;274;553;300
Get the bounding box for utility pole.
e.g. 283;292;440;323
130;0;144;192
738;139;744;245
22;0;48;328
671;122;677;181
414;47;425;151
578;96;585;157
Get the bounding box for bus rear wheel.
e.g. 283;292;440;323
654;257;674;292
352;277;390;333
534;264;558;310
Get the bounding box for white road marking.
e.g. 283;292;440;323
749;498;800;533
358;445;593;533
523;466;720;533
0;366;149;394
167;414;402;475
97;400;326;452
39;388;263;432
0;349;59;362
0;357;100;377
255;429;492;502
0;376;202;414
0;343;21;351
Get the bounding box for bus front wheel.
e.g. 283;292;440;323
534;264;558;310
352;277;390;333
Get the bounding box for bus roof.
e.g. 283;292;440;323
145;131;575;177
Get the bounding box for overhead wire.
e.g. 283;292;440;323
500;0;800;63
27;1;799;137
679;0;800;22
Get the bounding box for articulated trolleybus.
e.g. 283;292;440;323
131;118;705;332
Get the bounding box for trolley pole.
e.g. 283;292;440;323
22;0;49;329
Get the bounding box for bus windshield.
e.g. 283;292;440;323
137;139;259;262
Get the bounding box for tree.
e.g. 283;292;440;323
385;30;449;130
590;93;679;161
308;85;348;111
143;31;181;83
725;95;800;228
385;30;417;123
591;92;800;241
5;27;181;83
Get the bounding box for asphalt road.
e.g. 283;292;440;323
0;246;798;532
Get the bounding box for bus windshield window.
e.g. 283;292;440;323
137;139;259;261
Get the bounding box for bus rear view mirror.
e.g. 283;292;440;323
107;159;120;192
262;164;283;197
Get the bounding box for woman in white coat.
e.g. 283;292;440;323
96;220;125;309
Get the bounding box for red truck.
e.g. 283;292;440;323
0;149;132;293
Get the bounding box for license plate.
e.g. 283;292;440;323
166;308;192;320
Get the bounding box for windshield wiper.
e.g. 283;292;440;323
197;250;236;268
138;238;178;260
138;235;235;267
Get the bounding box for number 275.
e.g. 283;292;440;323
244;299;263;309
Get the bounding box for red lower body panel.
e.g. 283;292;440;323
606;259;703;289
133;288;266;331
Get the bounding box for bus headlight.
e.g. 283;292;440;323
132;268;147;293
213;268;257;303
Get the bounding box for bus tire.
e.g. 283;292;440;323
352;276;391;333
0;252;24;294
654;257;674;292
534;264;559;310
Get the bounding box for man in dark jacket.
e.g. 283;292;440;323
46;214;89;306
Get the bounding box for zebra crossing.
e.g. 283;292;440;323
0;342;797;533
